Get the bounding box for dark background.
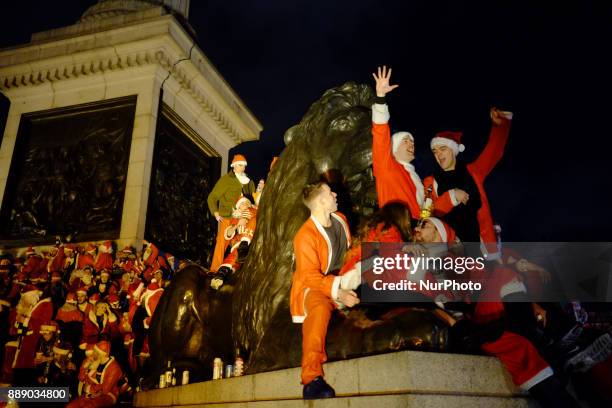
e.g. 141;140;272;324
1;0;610;241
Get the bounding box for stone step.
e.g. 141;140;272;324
134;350;533;407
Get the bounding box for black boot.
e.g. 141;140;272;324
303;376;335;400
236;241;250;263
528;375;578;408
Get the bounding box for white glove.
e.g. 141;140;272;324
340;264;361;291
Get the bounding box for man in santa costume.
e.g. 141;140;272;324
370;66;424;219
94;241;114;272
290;182;359;399
416;219;577;407
211;195;258;290
2;284;53;385
424;108;512;259
76;243;97;270
141;241;169;282
68;340;123;408
76;285;93;316
207;154;256;272
81;300;119;349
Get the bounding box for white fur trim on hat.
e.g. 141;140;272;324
392;131;414;156
427;217;448;243
430;137;464;156
230;160;247;167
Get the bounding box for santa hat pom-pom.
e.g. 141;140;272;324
458;144;465;152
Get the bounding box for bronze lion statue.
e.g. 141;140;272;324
146;82;448;385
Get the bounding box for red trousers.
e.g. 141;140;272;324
210;218;232;272
301;290;335;384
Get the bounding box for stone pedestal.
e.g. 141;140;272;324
0;2;261;256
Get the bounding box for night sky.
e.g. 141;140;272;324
1;1;611;241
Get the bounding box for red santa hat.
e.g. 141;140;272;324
94;341;111;356
21;284;41;296
39;320;59;334
84;342;95;355
230;154;247;168
24;246;36;257
65;292;77;304
143;241;159;265
98;241;113;254
76;285;88;296
430;131;465;156
427;217;457;244
107;293;120;308
120;246;133;255
391;131;414;157
147;278;160;291
89;293;100;304
0;258;10;272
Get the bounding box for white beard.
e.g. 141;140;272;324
235;172;250;185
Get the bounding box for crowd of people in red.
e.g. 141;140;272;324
0;239;181;406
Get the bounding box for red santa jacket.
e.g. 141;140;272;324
423;118;511;258
84;357;123;403
81;311;119;346
142;287;163;329
11;297;53;369
372;104;422;219
290;212;351;323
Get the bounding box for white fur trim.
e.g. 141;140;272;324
397;161;424;206
431;137;464;155
519;366;553;390
392;131;414;158
331;276;341;301
230;160;247;167
219;263;234;271
500;280;527;298
372;103;390;124
449;189;460;206
428;217;448;243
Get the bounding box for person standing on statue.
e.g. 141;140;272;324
371;66;424;219
207;154;255;272
290;181;360;400
423;108;512;259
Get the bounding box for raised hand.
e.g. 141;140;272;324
490;107;513;126
372;65;399;97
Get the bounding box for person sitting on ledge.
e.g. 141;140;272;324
211;195;258;290
290;181;360;400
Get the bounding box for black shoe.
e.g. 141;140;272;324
236;241;250;263
217;266;232;278
303;376;335;400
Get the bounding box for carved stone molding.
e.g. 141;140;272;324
0;15;261;145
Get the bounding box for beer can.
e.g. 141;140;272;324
213;357;223;380
234;357;244;377
159;373;166;388
224;364;233;378
182;370;190;385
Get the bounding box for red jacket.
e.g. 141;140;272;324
290;212;351;323
12;297;53;369
424;118;511;258
84;356;123;403
372;104;422;219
